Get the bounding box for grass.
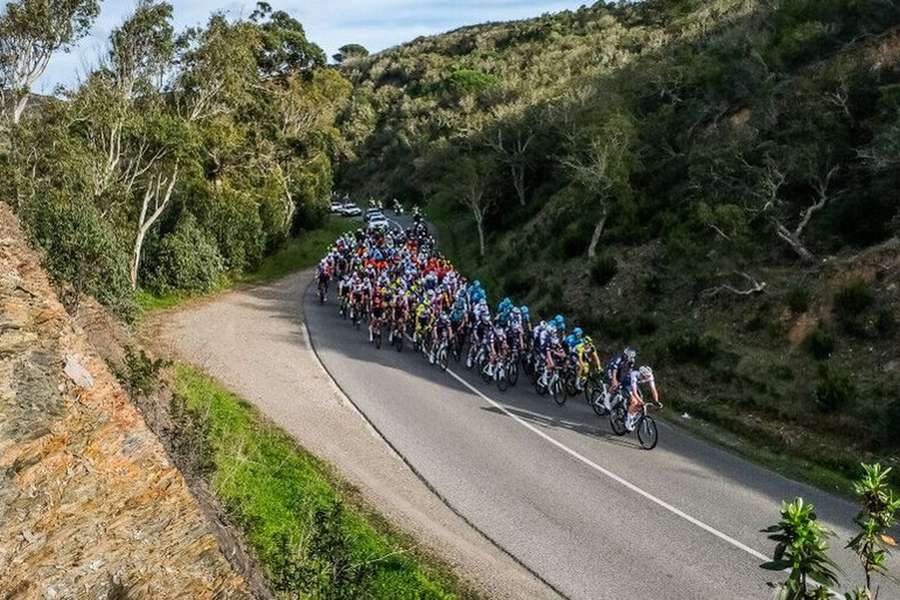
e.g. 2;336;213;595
137;216;357;312
172;363;473;600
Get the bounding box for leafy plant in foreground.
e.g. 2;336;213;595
762;497;839;599
845;464;900;599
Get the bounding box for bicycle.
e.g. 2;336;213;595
609;393;660;450
535;363;564;404
370;317;384;349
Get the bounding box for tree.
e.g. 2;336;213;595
444;156;495;257
0;0;99;125
562;112;636;258
332;43;369;64
742;151;840;262
250;3;325;76
487;120;534;207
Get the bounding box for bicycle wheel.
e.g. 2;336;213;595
438;347;449;371
637;416;658;450
480;357;492;383
552;378;566;406
395;332;403;353
590;388;608;417
374;329;382;349
508;361;519;387
610;405;627;436
497;366;508;392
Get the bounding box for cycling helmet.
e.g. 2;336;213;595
512;307;521;315
521;306;529;317
573;327;584;338
624;347;637;362
473;280;481;288
584;336;593;346
639;365;654;380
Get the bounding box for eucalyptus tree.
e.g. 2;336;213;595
0;0;99;126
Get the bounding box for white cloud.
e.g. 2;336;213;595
37;0;584;91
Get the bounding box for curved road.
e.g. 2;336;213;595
304;267;899;597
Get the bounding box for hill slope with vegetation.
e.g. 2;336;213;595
336;0;900;488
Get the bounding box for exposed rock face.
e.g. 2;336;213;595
0;203;252;599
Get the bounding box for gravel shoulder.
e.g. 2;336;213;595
157;269;560;600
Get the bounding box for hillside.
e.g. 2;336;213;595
0;203;251;598
336;0;900;487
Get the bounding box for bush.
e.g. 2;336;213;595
834;279;875;317
590;252;618;286
667;332;719;366
21;194;135;318
806;326;836;360
834;279;876;337
814;364;856;413
879;396;900;449
150;215;224;294
786;285;811;314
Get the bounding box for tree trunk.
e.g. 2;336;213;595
774;221;815;262
475;215;486;257
130;226;148;289
587;207;608;258
130;169;178;289
512;164;526;206
12;94;29;125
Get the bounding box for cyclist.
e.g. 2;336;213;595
369;290;386;343
606;346;637;395
624;366;661;432
429;312;453;364
575;335;602;393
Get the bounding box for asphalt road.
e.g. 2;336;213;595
305;226;900;599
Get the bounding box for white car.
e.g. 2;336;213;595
367;214;389;229
341;203;362;217
330;202;344;213
364;207;382;221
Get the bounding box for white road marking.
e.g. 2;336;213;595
440;362;770;563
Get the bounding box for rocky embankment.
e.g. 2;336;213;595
0;203;251;599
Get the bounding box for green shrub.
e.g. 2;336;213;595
834;280;875;320
20;194;135;318
879;397;900;449
806;326;836;360
667;332;719;366
814;364;856;413
561;223;587;259
786;285;811;314
151;215;224;294
590;252;618;286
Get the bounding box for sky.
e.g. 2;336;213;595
36;0;586;92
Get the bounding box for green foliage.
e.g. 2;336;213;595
847;464;900;596
834;280;876;336
761;497;839;599
590;252;618;286
813;364;855;413
666;332;719;366
149;214;224;294
172;364;460;599
786;285;811;314
805;326;836;360
20;194;135;317
273;501;372;599
443;68;497;96
118;346;167;397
